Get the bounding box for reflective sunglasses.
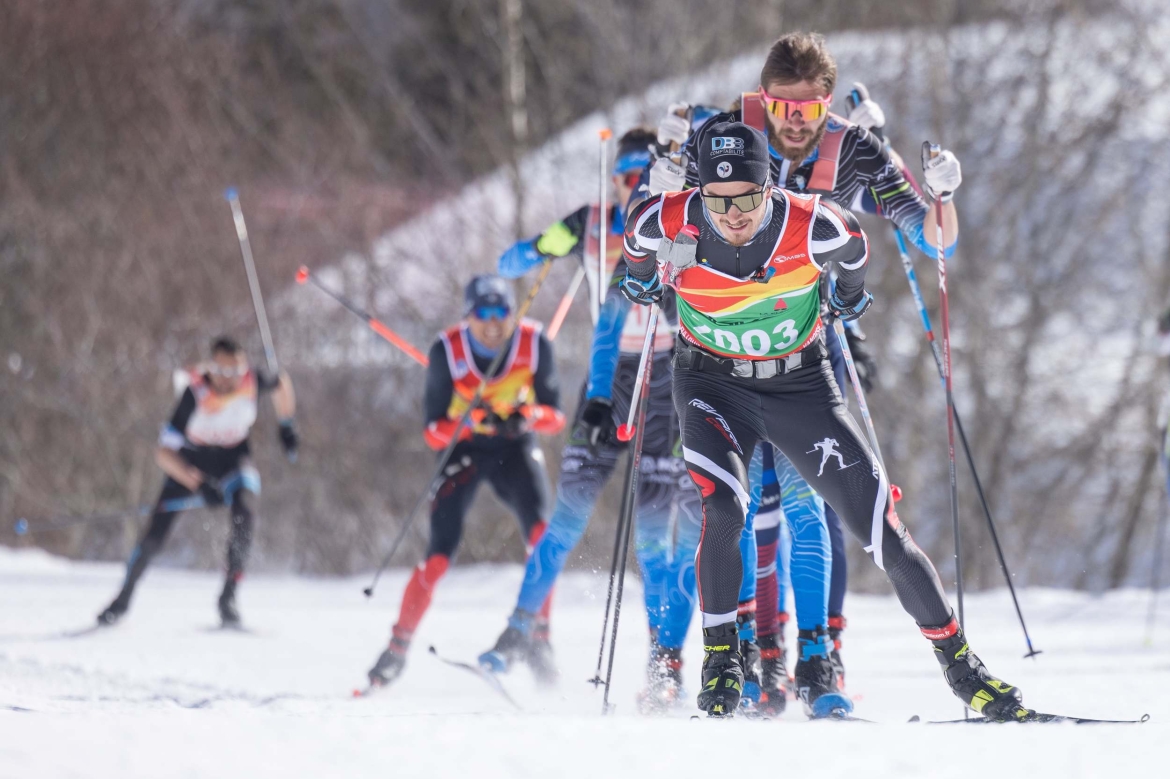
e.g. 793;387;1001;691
757;87;830;122
208;363;247;378
473;305;511;322
619;171;643;190
701;189;767;215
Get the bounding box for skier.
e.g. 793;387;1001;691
620;121;1024;719
479;127;706;710
367;275;566;688
97;336;298;628
649;31;944;695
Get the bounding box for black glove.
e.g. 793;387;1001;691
487;410;527;438
829;290;873;322
619;272;664;306
844;328;877;393
577;398;616;455
198;479;224;508
278;420;299;463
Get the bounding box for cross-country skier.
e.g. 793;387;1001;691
620;120;1024;719
649;31;949;698
478;127;706;710
96;336;298;628
367;276;566;689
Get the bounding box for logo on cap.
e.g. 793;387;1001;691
710;136;745;157
716;161;732;178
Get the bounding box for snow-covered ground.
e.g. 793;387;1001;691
2;547;1168;778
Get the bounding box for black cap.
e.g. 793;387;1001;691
464;274;515;315
697;121;771;188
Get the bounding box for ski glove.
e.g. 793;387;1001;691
620;271;664;306
657;103;693;148
535;221;579;258
498;238;543;279
486;410;527;438
657;224;700;284
845;82;886;134
844;328;877;393
577;397;616;455
922;149;962;201
830;290;873;322
649;157;687;196
278;420;299;463
198;479;225;508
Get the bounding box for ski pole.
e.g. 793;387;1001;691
831;319;897;511
13;496;206;536
225;188;280;373
923;143;965;635
295;266;429;366
603;311;659;714
588;305;659;695
547;266;586;341
361;260;555;597
893;225;1041;658
597;129;612;326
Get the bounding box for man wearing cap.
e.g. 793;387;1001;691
620;121;1025;721
366;275;565;689
487;127;705;710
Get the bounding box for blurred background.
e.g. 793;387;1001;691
3;0;1169;596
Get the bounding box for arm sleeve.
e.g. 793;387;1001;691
498;205;590;278
812;199;869;305
255;369;280;393
159;388;196;450
422;339;453;427
621;196;663;282
854;129;957;260
586;278;632;401
522;332;566;435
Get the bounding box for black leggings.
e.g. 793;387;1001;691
117;476;254;601
673;354;952;630
427;436;551;559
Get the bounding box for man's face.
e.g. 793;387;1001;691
701;181;771;247
762;79;831;163
467;308;514;351
208;351;247;394
612;170;642;211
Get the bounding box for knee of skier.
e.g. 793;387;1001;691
417;554;450;589
526;520;548;552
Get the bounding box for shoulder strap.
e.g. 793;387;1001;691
657;190;696;241
806;115;849;195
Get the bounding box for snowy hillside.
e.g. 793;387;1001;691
2;548;1168;778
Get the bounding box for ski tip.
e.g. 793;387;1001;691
908;714;921;723
223;186;238;202
616;424;635;442
14;518;28;535
295;266;311;284
427;645;439;656
1141;713;1151;723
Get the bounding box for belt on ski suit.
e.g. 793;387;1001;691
673;336;827;379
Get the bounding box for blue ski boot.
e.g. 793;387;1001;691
795;627;853;719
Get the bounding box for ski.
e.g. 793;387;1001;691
911;712;1151;725
428;646;522;710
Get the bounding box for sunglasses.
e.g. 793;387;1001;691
617;171;643;190
208;364;247;378
758;87;830;122
701;189;767;215
473;305;512;322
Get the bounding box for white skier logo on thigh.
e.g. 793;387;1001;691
806;438;858;477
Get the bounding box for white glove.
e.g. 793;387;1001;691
847;97;886;131
923;150;962;199
657;103;692;149
648;157;687;196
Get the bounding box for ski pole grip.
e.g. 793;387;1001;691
295;266;310;285
616;424;635;442
224;186;239;202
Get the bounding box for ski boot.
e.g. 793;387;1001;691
638;645;685;714
97;592;131;626
756;633;790;715
828;614;847;691
368;634;410;688
478;621;531;675
794;627;852;719
218;578;241;628
527;620;558;686
697;622;743;717
930;624;1026;721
